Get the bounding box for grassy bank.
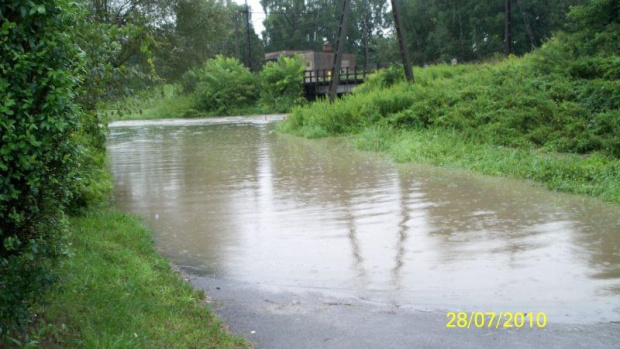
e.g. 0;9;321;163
277;1;620;204
23;209;246;348
278;61;620;203
355;126;620;203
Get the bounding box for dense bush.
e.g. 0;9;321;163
259;55;306;113
0;0;85;334
174;55;307;116
189;56;260;115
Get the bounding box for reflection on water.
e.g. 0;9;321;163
108;117;620;323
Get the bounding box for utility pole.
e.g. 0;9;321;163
329;0;352;103
235;12;240;60
391;0;414;83
362;0;369;76
245;0;252;71
505;0;512;57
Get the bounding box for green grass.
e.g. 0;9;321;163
101;85;203;121
25;208;247;348
355;126;620;203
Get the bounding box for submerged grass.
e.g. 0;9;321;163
29;209;247;348
356;126;620;203
102;84;275;122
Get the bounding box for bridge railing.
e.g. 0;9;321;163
303;66;370;85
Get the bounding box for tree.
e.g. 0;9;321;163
82;0;173;93
395;0;587;64
260;0;389;63
165;0;231;77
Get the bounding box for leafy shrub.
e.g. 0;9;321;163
193;56;260;115
259;55;306;113
0;0;84;335
178;55;306;115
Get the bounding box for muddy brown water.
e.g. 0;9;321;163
108;116;620;324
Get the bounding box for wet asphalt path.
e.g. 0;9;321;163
190;274;620;349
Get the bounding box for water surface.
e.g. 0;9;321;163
108;116;620;323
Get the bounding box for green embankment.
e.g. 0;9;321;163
278;61;620;203
278;1;620;203
354;127;620;203
31;209;247;348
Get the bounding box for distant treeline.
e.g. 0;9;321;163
54;0;591;93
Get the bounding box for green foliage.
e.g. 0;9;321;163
0;0;83;335
356;65;405;91
281;95;379;137
397;0;586;65
29;209;247;348
69;113;113;211
103;84;199;121
179;68;203;95
261;0;389;60
279;0;620;201
355;126;620;203
534;0;619;77
281;55;619;156
565;0;620;56
162;0;231;79
190;56;260;115
77;2;161;108
259;56;307;112
156;55;307;118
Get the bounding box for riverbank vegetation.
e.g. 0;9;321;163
102;0;582;121
104;55;307;120
0;0;243;346
279;0;620;203
21;209;246;348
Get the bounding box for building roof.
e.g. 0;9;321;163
264;50;313;60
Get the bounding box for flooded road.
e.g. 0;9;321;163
108;116;620;347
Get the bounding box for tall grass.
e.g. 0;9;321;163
101;85;200;121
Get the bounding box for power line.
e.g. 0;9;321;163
250;11;319;15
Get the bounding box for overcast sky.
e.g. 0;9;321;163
234;0;267;38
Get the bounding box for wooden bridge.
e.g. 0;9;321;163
303;67;368;100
